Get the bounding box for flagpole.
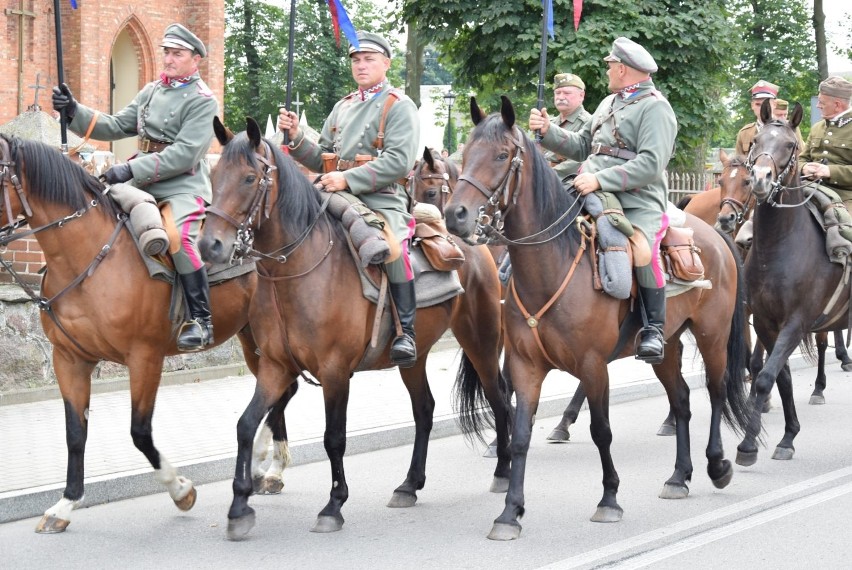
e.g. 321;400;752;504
280;0;297;147
535;0;550;143
53;0;68;154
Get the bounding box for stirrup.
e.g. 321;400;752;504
635;328;664;364
177;319;213;352
390;334;417;368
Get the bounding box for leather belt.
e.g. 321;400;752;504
337;154;374;171
138;137;172;153
590;143;636;161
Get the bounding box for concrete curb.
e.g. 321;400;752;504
0;353;811;524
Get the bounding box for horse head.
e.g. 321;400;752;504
716;151;754;234
748;100;803;203
410;146;458;213
200;116;280;264
445;95;529;243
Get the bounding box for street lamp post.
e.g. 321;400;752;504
443;89;457;154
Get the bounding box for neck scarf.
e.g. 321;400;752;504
618;82;643;99
358;80;387;101
160;71;199;88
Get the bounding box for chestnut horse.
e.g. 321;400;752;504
0;133;262;534
198;117;509;540
735;101;848;465
443;97;750;540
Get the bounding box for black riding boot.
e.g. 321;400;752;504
636;286;666;364
389;281;417;368
177;267;214;352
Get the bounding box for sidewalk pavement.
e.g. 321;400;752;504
0;338;809;524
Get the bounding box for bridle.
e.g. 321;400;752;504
718;164;756;229
746;121;814;208
457;126;581;247
205;138;331;269
409;159;454;211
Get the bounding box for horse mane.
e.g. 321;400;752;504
470;114;579;248
220;132;322;238
3;134;120;218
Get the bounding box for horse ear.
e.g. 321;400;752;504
759;99;772;124
246;117;262;147
789;102;803;130
422;146;435;170
500;95;515;129
719;148;729;164
470;97;487;125
213;116;233;146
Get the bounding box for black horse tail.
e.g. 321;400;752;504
718;229;752;436
452;352;511;447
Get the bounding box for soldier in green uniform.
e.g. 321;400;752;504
528;36;678;363
735;80;779;157
51;23;218;352
799;76;852;205
774;98;789;121
277;30;421;368
544;72;592;180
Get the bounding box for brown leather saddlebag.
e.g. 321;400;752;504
414;220;465;271
661;226;704;281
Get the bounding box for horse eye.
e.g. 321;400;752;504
245;174;257;184
426;189;438;200
497;152;509;161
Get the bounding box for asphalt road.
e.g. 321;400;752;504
2;360;852;570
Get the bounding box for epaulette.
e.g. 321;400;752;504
738;122;756;133
195;80;214;98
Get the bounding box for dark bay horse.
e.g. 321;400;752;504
735;101;847;465
0;134;261;533
443;97;751;540
198;117;509;540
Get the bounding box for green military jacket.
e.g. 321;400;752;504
69;74;218;202
798;109;852;197
544;106;592;179
540;79;677;240
289;83;419;241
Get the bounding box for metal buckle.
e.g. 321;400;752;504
591;143;602;155
140;138;150;153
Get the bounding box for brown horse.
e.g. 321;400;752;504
443;97;751;540
736;101;848;465
198;117;509;540
0;133;262;534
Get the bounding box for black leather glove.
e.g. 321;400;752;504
102;163;133;185
51;83;78;120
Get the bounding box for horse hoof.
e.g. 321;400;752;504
656;423;676;437
252;476;265;494
490;476;509;493
226;512;256;541
35;514;70;534
487;522;521;541
842;362;852;372
546;428;571;442
711;462;734;489
772;446;795;460
174;487;197;511
483;445;498;458
255;477;284;495
590;505;623;523
311;515;344;533
809;394;826;405
659;483;689;499
387;491;417;508
761;399;772;413
736;449;758;466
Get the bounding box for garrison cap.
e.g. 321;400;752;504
603;37;657;74
750;80;779;99
553;73;585;90
349;31;392;59
775;98;788;111
819;76;852;100
160;23;207;58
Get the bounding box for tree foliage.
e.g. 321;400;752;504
224;0;403;132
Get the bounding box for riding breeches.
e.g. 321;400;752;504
161;194;207;275
630;208;670;289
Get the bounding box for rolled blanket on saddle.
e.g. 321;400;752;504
805;184;852;265
583;191;632;299
325;192;392;267
106;183;169;256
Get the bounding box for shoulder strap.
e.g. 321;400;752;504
373;92;401;152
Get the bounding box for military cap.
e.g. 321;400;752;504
603;37;657;74
553;73;585;90
750;80;779;99
819;76;852;100
775;98;788;111
160;23;207;58
348;31;392;59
